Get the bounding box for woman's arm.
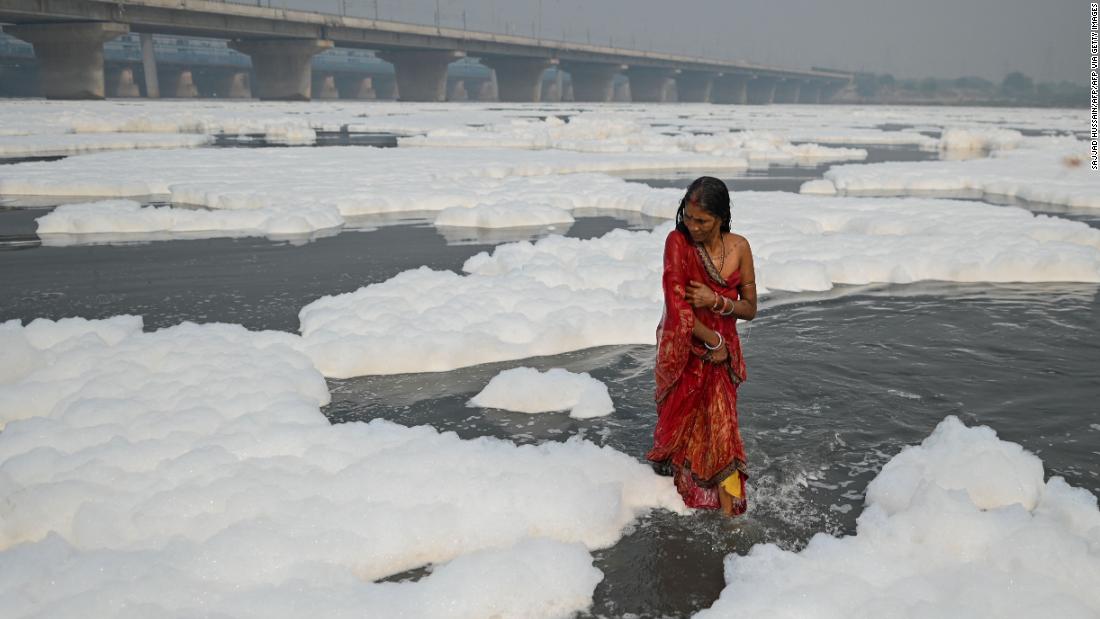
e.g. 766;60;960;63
694;321;729;362
692;320;722;347
728;240;757;321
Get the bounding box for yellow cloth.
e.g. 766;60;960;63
721;471;743;498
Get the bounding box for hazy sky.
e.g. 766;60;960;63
262;0;1081;84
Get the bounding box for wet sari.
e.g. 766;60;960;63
647;229;748;513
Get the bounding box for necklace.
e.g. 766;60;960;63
706;235;725;273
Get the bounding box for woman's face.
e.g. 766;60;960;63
684;200;722;243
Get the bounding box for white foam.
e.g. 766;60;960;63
2;100;336;145
400;114;867;166
695;416;1100;619
0;146;693;209
0;100;1083;150
810;137;1100;209
2;101;1088;244
1;147;685;240
297;229;663;378
35;199;344;242
300;193;1100;377
0;133;211;157
0;535;602;619
434;202;575;229
469;367;615;419
786;128;940;149
799;179;838;195
939;127;1023;152
258;123;318;146
0;317;683;617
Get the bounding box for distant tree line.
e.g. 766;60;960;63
851;71;1086;107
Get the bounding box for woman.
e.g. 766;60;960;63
647;176;757;516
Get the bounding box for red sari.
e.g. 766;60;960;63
647;229;748;512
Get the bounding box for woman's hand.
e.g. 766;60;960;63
705;343;729;364
684;280;719;309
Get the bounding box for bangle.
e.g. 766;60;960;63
710;293;721;311
720;297;736;316
704;332;724;351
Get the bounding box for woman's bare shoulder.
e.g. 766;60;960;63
724;232;751;249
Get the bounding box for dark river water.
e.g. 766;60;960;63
1;144;1098;618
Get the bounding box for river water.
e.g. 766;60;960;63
1;142;1097;618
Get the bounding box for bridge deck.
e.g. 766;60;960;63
0;0;849;83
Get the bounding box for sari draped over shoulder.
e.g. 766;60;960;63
647;229;748;512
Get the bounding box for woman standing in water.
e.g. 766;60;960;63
647;176;757;516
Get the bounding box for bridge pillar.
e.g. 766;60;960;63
677;71;716;103
314;73;340;99
627;67;678;102
478;77;497;101
6;22;128;99
774;79;801;103
448;78;469;101
486;68;500;100
712;74;748;104
562;62;625;102
798;81;823;104
479;56;555;102
458;78;484;101
229;38;332;101
746;76;777;104
613;79;632;102
109;66;141;98
140;33;160;98
338;75;376;100
542;69;564;102
172;69;200;98
219;71;251;98
376;49;464;102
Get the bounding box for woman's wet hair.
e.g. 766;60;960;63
675;176;731;238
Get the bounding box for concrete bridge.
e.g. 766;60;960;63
0;32;536;100
0;0;851;102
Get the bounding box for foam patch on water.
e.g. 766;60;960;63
0;316;684;617
2;146;692;209
11;147;685;241
0;133;212;157
785;128;940;149
257;123;318;146
0;99;1080;144
799;179;837;195
300;193;1100;377
35;199;344;242
695;416;1100;619
469;367;615;419
939;127;1023;152
433;202;575;229
399;114;867;166
0;101;334;147
1;102;1089;244
1;535;601;619
806;137;1100;208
